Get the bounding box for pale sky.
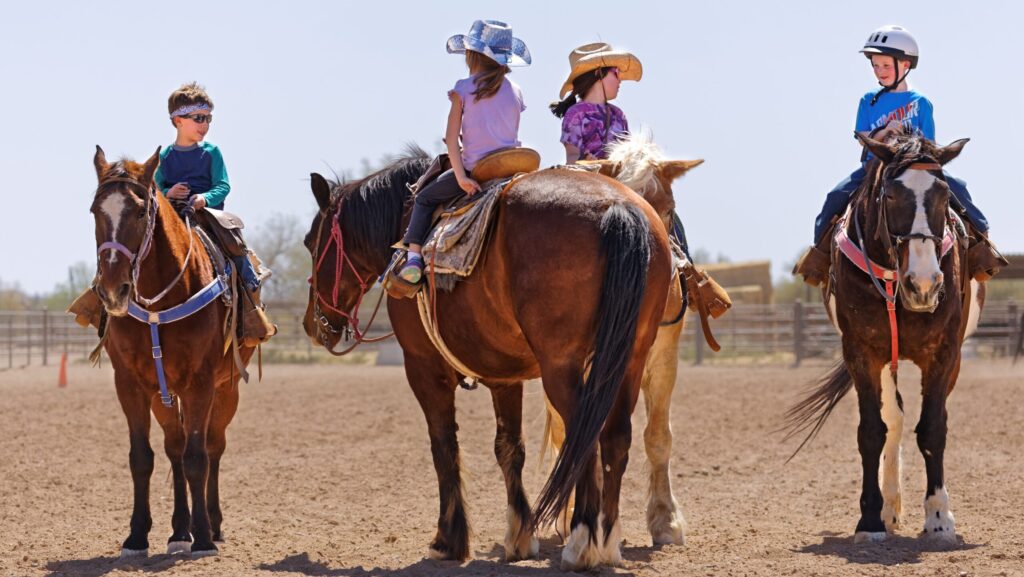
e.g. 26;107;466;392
2;0;1021;293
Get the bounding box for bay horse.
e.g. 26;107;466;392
541;133;704;545
786;131;982;544
90;147;253;557
302;149;673;570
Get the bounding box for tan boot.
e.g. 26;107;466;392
967;235;1010;282
240;288;277;348
794;233;833;288
67;288;104;329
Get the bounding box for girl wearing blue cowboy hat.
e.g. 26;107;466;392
398;19;530;284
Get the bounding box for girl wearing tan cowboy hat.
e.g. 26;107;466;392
550;42;641;163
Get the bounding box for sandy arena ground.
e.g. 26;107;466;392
1;358;1022;577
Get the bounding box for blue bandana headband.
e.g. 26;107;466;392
170;103;211;118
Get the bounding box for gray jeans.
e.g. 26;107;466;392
402;169;470;246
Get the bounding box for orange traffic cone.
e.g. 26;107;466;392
58;353;68;388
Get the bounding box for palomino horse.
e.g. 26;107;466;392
302;149;673;570
786;132;981;544
90;147;253;557
541;133;704;545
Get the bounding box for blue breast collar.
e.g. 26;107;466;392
126;273;229;407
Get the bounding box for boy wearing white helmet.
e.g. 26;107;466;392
796;25;1004;286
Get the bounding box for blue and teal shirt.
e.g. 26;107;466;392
856;89;935;141
154;141;230;210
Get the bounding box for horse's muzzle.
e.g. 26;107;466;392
96;281;131;316
902;271;944;312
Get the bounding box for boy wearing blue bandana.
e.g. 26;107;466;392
796;25;1006;286
156;82;275;345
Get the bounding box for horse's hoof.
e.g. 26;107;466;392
504;536;539;562
213;532;225;544
426;545;452;561
167;541;192;555
854;531;887;544
191;546;219;558
119;548;148;559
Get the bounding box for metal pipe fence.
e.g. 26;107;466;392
1;299;1018;369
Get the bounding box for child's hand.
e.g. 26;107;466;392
457;175;481;196
190;195;207;210
167;182;190;200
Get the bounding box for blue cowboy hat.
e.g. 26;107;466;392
446;20;531;67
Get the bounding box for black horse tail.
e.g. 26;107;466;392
532;202;651;530
781;361;854;463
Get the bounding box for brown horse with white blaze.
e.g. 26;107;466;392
786;131;982;544
302;150;672;570
90;147;252;557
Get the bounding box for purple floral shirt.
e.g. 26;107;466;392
560;102;629;160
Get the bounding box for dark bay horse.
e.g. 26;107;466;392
302;150;673;570
787;132;982;544
90;147;253;557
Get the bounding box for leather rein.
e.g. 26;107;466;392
309;197;393;356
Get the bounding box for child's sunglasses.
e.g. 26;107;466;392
182;114;213;124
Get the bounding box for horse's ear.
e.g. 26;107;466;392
936;138;969;166
660;159;704;182
141;147;161;186
310;173;331;210
94;145;108;179
854;132;895;163
578;159;619;178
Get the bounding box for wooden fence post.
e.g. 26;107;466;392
793;300;805;367
1008;300;1019;355
694;322;704;366
42;308;49;367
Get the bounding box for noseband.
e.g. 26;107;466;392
309;198;392;355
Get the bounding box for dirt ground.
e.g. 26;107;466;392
1;358;1022;577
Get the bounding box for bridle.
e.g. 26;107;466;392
309;195;392;356
95;176;196;307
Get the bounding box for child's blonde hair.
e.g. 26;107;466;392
466;52;510;102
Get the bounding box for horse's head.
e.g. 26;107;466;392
856;132;969;312
585;133;703;230
90;146;161;316
302;152;430;351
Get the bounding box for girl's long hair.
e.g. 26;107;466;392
550;67;612;118
467;51;510;102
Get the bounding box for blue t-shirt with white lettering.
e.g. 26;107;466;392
855;89;935;140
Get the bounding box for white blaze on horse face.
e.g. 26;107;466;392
99;192;129;265
896;170;942;296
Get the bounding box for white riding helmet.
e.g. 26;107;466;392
861;25;919;68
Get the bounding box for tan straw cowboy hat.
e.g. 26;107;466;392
560;42;643;98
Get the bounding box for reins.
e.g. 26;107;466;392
309;197;393;356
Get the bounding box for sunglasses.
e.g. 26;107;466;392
181;114;213;124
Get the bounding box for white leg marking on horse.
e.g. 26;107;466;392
599;515;624;567
100;193;127;265
119;547;149;558
504;505;538;561
561;515;606;571
965;279;981;337
923;486;957;542
879;364;903;532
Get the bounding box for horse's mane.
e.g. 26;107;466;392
604;131;664;189
327;145;432;256
853;131;943;212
